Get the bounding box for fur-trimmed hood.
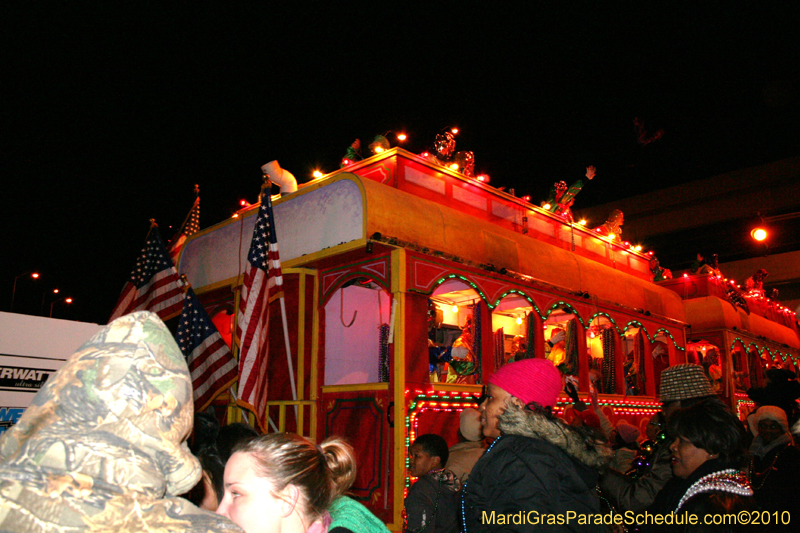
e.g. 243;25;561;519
498;403;613;471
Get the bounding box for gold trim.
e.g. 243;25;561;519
297;273;306;401
391;248;407;527
191;277;237;296
428;383;483;395
285;239;368;268
310;272;320;402
321;383;390;393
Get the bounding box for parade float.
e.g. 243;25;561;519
176;135;798;529
658;268;800;418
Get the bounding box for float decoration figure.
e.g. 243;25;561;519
423;130;476;177
596;208;624;241
542;165;596;223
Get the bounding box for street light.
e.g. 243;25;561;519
49;296;73;318
41;288;60;315
10;271;40;312
750;211;800;243
751;227;768;241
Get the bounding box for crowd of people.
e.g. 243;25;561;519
1;311;799;532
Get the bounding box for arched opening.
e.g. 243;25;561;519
544;304;583;379
761;350;773;381
622;327;649;396
428;279;483;384
730;341;748;392
492;293;538;368
748;347;763;388
686;340;723;394
651;335;671;397
323;278;391;385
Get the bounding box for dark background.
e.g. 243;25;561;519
3;2;800;323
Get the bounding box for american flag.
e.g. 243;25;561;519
235;190;283;427
168;191;200;265
109;225;185;323
177;287;238;412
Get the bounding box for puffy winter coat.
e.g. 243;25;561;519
463;404;612;532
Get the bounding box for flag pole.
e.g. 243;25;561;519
264;175;299;416
172;184;200;239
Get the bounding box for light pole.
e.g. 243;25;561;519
11;272;40;312
42;288;60;316
49;296;73;318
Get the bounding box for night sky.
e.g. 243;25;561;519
3;3;800;323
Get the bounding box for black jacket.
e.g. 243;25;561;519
405;470;461;533
462;405;612;532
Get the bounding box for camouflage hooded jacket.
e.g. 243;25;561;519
0;311;242;533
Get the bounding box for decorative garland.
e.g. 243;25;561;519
493;327;504;370
602;328;615;394
525;312;536;359
564;318;579;376
379;323;390;382
474;302;482;383
632;330;646;395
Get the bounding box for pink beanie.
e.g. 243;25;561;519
488;358;562;408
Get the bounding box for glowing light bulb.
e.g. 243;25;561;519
397;133;407;141
31;273;40;279
607;233;615;240
341;158;353;166
516;317;523;325
451;128;459;134
312;170;323;179
374;146;384;153
450;163;459;170
751;228;768;241
451;305;458;314
634;245;642;251
522;195;531;202
579;219;586;226
65;298;73;304
543;203;551;210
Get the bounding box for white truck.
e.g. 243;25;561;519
0;312;102;434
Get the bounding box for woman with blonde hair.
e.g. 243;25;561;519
217;433;357;533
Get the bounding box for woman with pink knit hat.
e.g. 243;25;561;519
462;358;612;532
